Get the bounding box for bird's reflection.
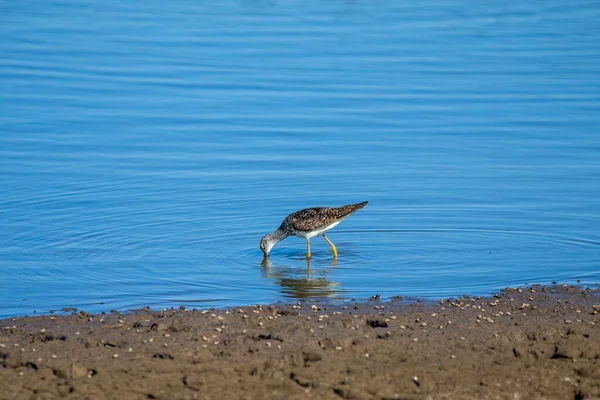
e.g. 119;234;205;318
261;256;341;299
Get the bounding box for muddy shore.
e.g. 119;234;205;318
1;284;599;400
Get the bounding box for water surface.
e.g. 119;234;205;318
1;0;599;318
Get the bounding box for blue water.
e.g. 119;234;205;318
1;1;599;318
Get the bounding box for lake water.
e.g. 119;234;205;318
1;0;599;318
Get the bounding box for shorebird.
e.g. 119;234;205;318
260;201;368;259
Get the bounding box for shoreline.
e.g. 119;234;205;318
2;284;599;399
6;279;599;322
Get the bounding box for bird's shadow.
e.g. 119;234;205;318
260;256;341;300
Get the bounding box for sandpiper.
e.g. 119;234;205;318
260;201;368;259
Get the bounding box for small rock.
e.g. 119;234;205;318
71;364;88;379
367;319;388;328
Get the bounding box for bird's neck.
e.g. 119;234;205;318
272;228;288;241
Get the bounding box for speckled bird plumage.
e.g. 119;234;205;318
260;201;368;258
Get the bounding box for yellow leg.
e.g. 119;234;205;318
323;235;338;258
306;238;312;259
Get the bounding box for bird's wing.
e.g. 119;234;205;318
288;203;366;232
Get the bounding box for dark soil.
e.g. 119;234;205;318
1;284;599;399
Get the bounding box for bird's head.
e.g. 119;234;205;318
260;233;277;257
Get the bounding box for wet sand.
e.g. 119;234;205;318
1;284;599;400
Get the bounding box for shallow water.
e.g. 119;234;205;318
1;0;600;318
